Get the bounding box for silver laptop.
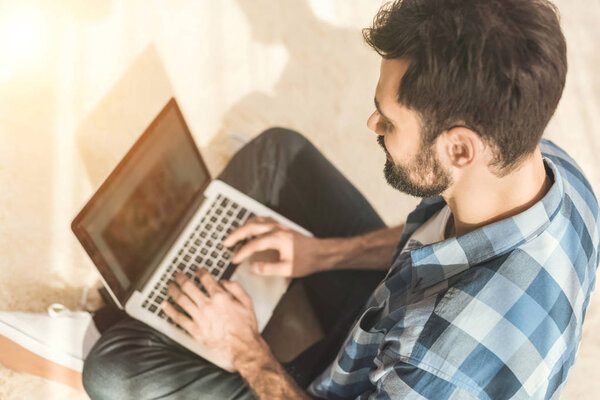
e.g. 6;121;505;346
72;98;311;364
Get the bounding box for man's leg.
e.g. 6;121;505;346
82;318;253;400
217;127;385;239
83;128;387;398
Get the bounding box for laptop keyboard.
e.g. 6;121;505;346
141;194;256;330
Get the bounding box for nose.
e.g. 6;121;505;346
367;111;383;135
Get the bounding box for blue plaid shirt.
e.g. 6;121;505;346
309;139;600;399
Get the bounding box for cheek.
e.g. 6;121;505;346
385;134;408;162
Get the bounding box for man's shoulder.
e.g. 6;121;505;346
539;139;599;277
389;251;578;399
541;139;597;203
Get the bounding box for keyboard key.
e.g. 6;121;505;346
200;232;207;238
178;263;186;270
216;225;224;232
221;198;229;207
206;223;213;230
201;248;208;255
211;251;218;258
226;210;233;217
195;256;203;263
189;247;197;254
183;254;191;262
210;216;217;223
217;260;225;268
149;304;158;312
232;202;239;209
206;259;213;267
156;296;164;303
191;263;199;271
194;238;202;245
211;232;219;240
216;243;223;250
211;269;219;276
207;240;213;247
237;209;246;220
216;209;223;215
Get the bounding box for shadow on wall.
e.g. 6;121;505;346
74;45;174;187
221;0;379;141
73;0;411;225
210;0;411;225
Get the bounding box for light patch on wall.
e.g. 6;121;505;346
0;65;10;82
0;3;47;70
307;0;386;28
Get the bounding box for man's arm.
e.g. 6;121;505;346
224;217;405;277
317;224;405;272
234;335;311;400
163;270;313;399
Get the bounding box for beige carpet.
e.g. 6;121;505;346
0;0;599;398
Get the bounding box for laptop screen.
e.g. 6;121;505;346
73;99;211;305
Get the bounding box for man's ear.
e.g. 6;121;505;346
439;127;482;169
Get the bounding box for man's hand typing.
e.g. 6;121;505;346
225;216;405;276
223;216;322;277
161;268;311;399
161;269;260;372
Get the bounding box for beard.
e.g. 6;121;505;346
377;135;452;198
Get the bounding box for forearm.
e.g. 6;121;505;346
318;224;405;271
235;336;311;400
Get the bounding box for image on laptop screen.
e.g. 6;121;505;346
77;102;209;294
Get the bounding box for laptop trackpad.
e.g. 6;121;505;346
230;259;290;332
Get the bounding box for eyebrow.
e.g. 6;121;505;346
374;97;393;124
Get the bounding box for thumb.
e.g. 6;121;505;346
251;261;292;277
221;280;253;309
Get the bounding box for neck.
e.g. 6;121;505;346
443;147;552;238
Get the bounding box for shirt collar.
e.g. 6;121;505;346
408;156;563;290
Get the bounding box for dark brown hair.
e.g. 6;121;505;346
363;0;567;176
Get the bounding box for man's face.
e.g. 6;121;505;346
368;59;453;198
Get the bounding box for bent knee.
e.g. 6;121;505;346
257;126;311;149
82;353;111;399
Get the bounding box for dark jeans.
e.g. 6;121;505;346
82;128;387;399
